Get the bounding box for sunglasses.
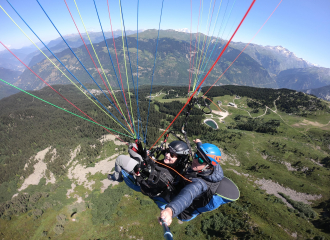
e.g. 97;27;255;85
167;149;177;158
194;153;205;164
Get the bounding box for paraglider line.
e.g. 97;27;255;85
31;0;131;132
188;0;193;93
106;0;136;136
63;0;133;134
194;0;230;92
118;0;138;137
136;0;141;140
203;0;283;96
144;0;165;144
117;0;136;135
192;0;206;91
150;0;256;150
190;0;202;92
73;0;135;134
3;1;132;134
91;0;136;135
194;0;217;87
64;0;124;119
197;0;237;93
0;41;133;138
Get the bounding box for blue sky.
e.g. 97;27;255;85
0;0;330;68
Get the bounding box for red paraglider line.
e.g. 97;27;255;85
151;0;256;150
203;0;283;97
0;40;128;144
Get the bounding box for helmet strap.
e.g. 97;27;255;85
200;164;209;172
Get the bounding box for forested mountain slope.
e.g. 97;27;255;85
14;31;276;91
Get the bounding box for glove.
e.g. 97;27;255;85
133;164;141;176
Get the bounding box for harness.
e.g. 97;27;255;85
130;142;182;199
135;158;180;200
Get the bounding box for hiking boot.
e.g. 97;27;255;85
108;172;123;182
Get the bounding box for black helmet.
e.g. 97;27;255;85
168;141;190;156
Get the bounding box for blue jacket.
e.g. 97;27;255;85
166;153;224;218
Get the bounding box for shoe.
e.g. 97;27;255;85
108;172;123;182
108;173;117;181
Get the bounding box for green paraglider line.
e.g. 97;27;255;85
0;79;134;140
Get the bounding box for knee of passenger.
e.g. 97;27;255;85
116;155;126;164
115;155;125;171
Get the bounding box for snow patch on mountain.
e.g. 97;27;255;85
175;28;189;33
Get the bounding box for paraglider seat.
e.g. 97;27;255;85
121;170;240;222
215;176;240;201
121;169;141;192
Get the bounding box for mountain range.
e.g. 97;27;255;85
0;30;140;72
1;29;330;100
229;43;315;76
12;35;276;91
276;67;330;90
0;68;21;99
304;85;330;101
